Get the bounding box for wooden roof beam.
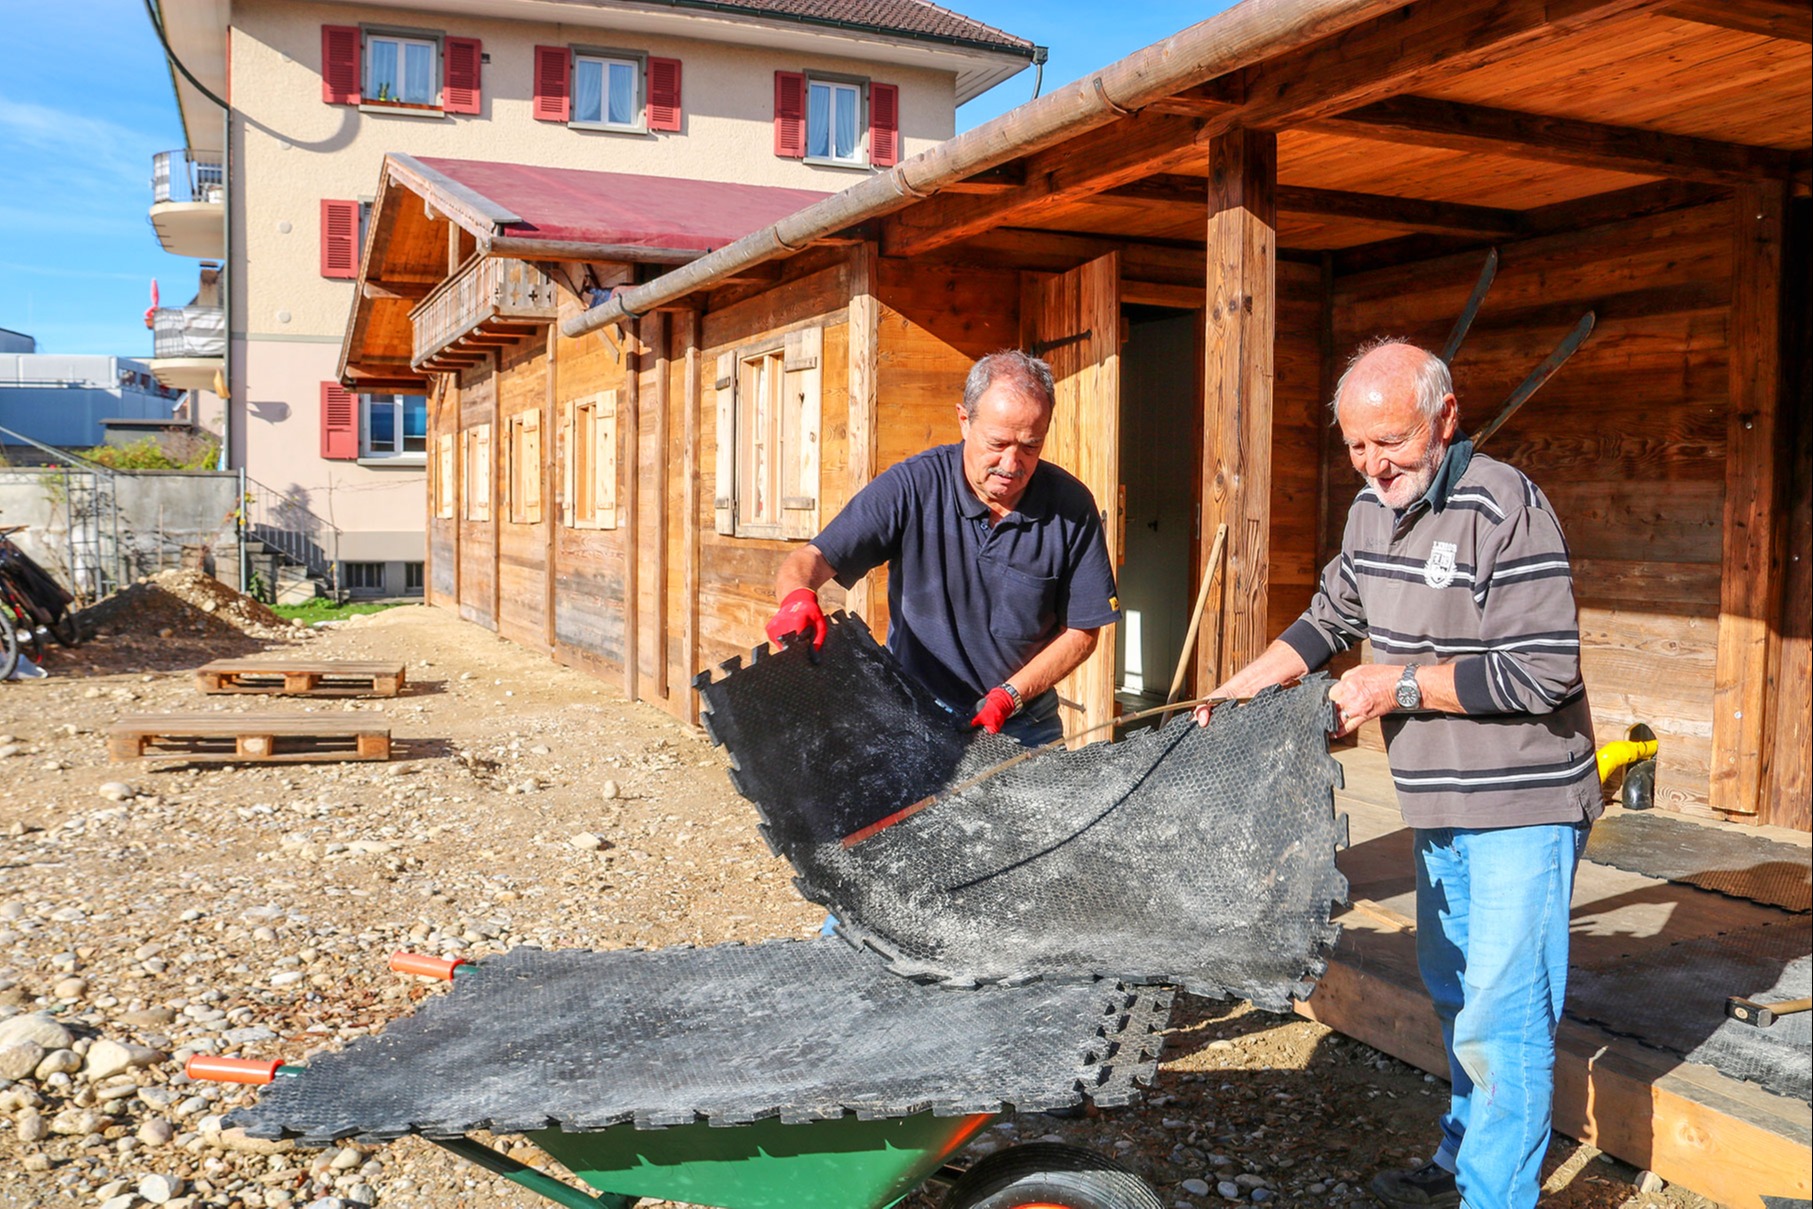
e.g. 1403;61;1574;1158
1662;0;1811;42
1100;174;1524;237
882;0;1660;259
1307;96;1800;188
941;164;1029;194
362;278;437;301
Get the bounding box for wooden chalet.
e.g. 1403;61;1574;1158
344;0;1811;1203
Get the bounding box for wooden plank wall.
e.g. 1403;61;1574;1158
867;258;1024;640
550;307;631;679
1331;201;1735;817
694;255;854;678
1766;198;1811;831
427;379;459;609
457;364;498;631
1270;258;1329;641
495;338;548;653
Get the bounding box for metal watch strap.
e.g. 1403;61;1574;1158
999;682;1024;716
1395;664;1421;711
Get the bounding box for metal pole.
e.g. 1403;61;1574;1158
237;466;248;594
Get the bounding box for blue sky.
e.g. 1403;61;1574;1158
0;0;1230;356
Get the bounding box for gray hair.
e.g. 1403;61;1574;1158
1330;337;1452;423
963;350;1056;416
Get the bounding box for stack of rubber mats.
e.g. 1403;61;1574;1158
234;614;1347;1142
232;942;1173;1142
696;613;1349;1011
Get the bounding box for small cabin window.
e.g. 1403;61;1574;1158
714;327;821;540
562;391;618;529
462;423;491;522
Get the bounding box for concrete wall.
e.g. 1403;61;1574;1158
0;468;241;594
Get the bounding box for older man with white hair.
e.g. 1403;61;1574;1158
1198;339;1598;1209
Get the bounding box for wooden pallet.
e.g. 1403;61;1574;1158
107;714;391;763
194;659;406;698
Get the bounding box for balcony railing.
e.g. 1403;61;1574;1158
152;306;226;359
151;150;224;205
411;255;558;371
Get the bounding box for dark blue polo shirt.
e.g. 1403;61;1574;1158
813;442;1121;707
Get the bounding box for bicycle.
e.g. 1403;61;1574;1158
0;525;80;681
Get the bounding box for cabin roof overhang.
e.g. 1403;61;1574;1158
563;0;1811;337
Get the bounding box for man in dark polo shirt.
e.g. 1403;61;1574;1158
763;349;1120;747
1197;340;1596;1209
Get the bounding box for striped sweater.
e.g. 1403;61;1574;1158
1280;440;1600;829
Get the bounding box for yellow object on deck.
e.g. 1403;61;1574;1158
1597;738;1659;783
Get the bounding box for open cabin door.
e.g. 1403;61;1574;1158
1026;252;1121;745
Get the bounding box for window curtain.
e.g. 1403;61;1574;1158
807;82;830;158
369;41;398;101
402;42;433;102
574;59;603;123
834;86;858;160
607;61;635;125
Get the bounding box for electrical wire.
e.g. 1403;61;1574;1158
143;0;229;111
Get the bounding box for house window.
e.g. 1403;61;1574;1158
404;561;425;594
361;393;427;461
505;409;543;525
714;328;822;540
342;561;385;593
573;53;641;129
463;423;491;521
563;391;618;529
366;33;438;106
807;79;863;164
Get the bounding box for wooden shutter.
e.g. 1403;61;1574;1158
443;37;482;114
713;352;736;534
321;25;361;105
437;433;456;518
773;71;806;159
561;400;576;526
647;57;682;132
521;409;543;524
320;383;358;460
533;46;570;122
869;82;900;167
781;327;822;539
319;199;359;279
595;390;619;530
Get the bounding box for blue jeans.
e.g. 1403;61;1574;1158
1414;821;1589;1209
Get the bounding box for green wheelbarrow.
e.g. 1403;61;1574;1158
194;942;1176;1209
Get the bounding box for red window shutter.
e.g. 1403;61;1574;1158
774;71;806;158
321;25;360;105
443;37;482;114
321;384;358;460
533;45;570;122
319;199;359;279
869;82;900;167
647;57;682;132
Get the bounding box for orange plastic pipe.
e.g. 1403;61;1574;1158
390;951;468;980
186;1055;282;1085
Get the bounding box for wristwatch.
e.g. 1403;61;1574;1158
1394;665;1423;712
998;681;1024;716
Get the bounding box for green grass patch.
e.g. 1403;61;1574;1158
270;599;402;625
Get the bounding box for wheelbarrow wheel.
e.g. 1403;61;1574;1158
944;1142;1165;1209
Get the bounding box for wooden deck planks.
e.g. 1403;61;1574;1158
194;659;406;698
108;714;392;764
1311;749;1813;1209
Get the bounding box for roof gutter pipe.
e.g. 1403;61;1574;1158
562;0;1410;338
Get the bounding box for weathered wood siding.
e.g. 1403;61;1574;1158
457;365;497;631
427;379;458;607
551;307;631;677
495;337;548;652
1332;202;1735;817
1271;258;1330;641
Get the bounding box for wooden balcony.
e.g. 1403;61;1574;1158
410;255;558;372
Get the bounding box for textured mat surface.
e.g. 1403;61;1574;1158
1566;921;1811;1102
1585;812;1811;914
229;941;1173;1143
696;615;1348;1009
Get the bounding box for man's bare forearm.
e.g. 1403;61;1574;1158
1211;639;1311;701
774;544;836;599
1007;627;1100;701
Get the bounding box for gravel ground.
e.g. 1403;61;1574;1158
0;587;1719;1209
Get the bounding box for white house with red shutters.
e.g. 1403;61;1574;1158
147;0;1037;598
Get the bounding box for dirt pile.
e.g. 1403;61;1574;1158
80;570;300;642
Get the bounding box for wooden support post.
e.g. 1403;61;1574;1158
544;324;558;653
846;243;880;622
1710;182;1790;816
680;309;702;724
489;358;501;631
622;319;641;704
1766;198;1810;831
1199;128;1279;686
651;313;670;703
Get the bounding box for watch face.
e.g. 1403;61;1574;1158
1396;684;1419;708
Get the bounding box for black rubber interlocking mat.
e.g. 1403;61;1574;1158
228;941;1173;1143
696;615;1348;1009
1585;812;1812;914
1566;921;1811;1103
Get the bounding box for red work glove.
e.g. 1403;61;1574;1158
971;686;1018;734
765;588;828;650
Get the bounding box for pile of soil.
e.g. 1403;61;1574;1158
80;571;300;642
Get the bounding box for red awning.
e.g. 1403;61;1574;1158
415;157;830;253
